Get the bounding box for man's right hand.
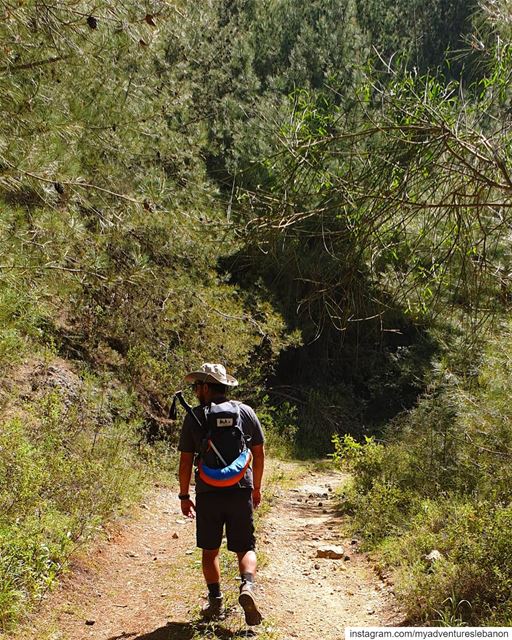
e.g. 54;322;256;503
181;498;196;519
252;488;262;508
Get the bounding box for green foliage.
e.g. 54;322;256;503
332;320;512;623
331;434;411;542
222;0;512;460
331;434;384;492
0;372;147;631
257;401;298;459
377;498;512;624
0;0;296;437
0;231;54;371
355;0;476;75
251;0;367;92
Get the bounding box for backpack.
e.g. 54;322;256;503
197;401;253;488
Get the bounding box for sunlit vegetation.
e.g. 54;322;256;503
1;0;511;628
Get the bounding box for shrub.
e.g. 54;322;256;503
331;322;512;624
331;434;385;493
0;373;151;631
376;499;512;624
258;400;298;459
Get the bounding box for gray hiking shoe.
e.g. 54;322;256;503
201;595;225;621
238;581;262;626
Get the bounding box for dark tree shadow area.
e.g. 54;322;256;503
221;242;439;455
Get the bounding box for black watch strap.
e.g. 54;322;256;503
178;493;190;500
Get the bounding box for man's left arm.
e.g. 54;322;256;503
251;443;265;508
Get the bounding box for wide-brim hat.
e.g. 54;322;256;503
184;363;238;387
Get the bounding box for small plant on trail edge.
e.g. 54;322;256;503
433;595;471;627
257;401;298;460
330;433;385;493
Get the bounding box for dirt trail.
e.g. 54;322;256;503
15;487;204;640
13;465;402;640
259;469;402;638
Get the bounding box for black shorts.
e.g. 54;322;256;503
195;489;255;552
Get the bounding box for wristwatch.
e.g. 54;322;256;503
178;493;190;501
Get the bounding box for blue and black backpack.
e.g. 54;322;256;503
198;401;253;488
169;392;253;488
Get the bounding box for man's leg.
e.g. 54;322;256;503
236;550;257;576
196;492;224;620
202;548;221;584
236;550;262;626
226;490;261;627
201;548;224;619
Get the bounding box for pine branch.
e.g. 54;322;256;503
16;169;144;208
0;55;70;73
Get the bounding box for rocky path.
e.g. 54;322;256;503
10;463;402;640
13;487;204;640
259;469;402;639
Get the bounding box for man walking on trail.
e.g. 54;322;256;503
178;363;265;626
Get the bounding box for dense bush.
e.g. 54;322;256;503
0;367;155;630
332;321;512;624
257;400;299;459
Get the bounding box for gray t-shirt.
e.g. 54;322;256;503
178;401;265;494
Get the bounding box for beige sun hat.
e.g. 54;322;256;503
184;363;239;387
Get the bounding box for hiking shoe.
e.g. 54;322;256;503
201;595;225;621
238;582;262;626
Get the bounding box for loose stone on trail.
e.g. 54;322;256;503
316;545;344;559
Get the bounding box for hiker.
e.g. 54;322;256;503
177;363;265;626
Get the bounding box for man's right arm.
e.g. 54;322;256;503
178;451;196;518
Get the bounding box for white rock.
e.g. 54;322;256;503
316;545;344;559
425;549;443;563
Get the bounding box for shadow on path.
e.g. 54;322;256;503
114;621;257;640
